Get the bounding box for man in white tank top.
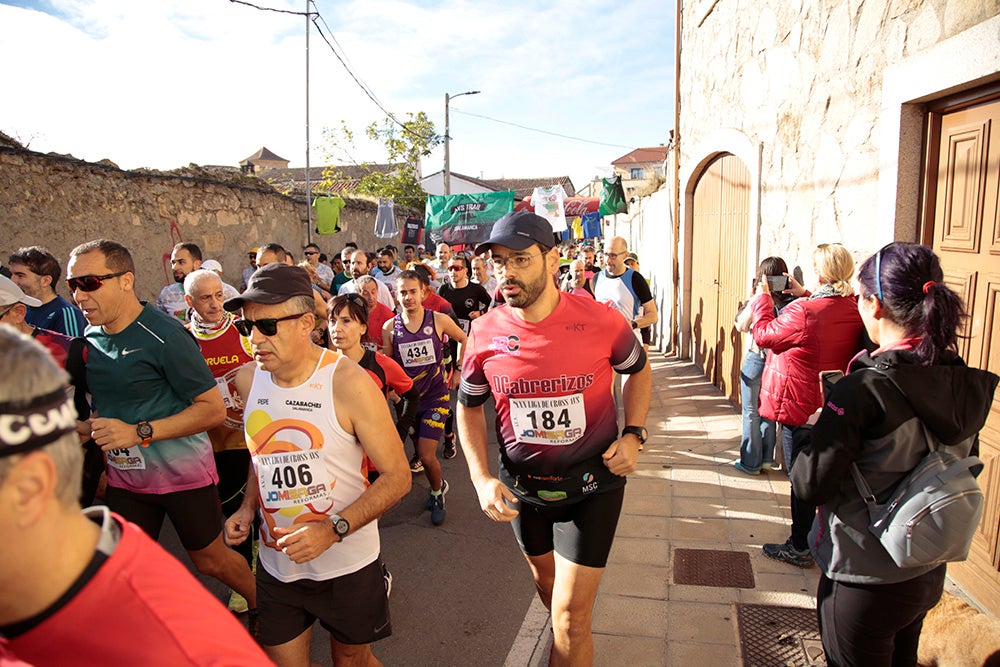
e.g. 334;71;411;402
221;263;411;667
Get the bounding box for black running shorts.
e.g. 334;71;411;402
511;485;625;568
104;483;223;551
256;557;392;647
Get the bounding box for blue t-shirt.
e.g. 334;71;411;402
86;303;218;494
26;295;87;337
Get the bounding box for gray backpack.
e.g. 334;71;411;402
850;368;984;569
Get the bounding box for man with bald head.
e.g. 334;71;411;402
562;258;595;299
593;236;657;336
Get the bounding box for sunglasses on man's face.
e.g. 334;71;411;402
304;251;319;256
66;271;128;293
233;312;309;337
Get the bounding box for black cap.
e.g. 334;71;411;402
224;263;314;312
474;211;556;255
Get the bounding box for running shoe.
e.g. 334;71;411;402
766;460;782;471
429;480;448;525
409;453;424;473
228;590;249;614
762;539;814;568
425;479;449;510
733;461;760;476
442;435;457;460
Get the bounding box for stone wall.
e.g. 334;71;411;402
0;145;412;303
677;0;1000;281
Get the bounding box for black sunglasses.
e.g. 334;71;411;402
66;271;128;293
233;312;309;337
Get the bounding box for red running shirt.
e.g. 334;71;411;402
459;292;645;476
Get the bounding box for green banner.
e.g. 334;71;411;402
424;191;515;246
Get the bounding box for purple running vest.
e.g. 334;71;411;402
391;309;447;399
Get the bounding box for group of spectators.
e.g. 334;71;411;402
732;241;997;666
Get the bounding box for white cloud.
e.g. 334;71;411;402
1;0;673;190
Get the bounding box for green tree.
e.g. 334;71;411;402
321;111;441;211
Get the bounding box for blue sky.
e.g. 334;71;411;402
0;0;673;191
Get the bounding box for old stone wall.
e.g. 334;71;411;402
678;0;1000;279
0;146;411;304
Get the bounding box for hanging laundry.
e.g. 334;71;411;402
532;185;568;232
402;216;423;246
313;195;346;235
598;175;628;216
375;198;398;238
571;215;584;239
581;211;602;239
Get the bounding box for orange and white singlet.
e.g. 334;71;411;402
245;349;378;583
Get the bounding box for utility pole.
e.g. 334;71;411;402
444;90;480;195
304;0;312;243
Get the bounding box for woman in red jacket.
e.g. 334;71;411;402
751;243;864;567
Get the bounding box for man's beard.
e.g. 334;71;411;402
173;271;185;283
500;274;545;309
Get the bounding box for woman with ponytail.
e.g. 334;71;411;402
790;242;998;666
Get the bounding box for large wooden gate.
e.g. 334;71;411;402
690;153;750;403
924;90;1000;614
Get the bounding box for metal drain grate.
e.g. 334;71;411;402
736;604;826;666
672;548;755;588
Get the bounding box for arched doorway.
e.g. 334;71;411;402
690;153;751;404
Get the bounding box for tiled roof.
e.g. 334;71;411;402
479;175;577;200
240;146;288;164
611;146;669;166
259;163;402;194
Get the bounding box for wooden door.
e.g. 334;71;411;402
925;93;1000;614
690;154;750;403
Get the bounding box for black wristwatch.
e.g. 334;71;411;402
331;514;350;540
136;421;154;446
622;425;648;444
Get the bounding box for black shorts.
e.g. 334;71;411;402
104;483;223;551
511;485;625;568
256;557;392;647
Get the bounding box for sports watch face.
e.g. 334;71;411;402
332;515;350;537
136;421;154;439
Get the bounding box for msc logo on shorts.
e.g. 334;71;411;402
490;334;520;356
581;471;598;494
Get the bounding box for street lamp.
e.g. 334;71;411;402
444;90;480;195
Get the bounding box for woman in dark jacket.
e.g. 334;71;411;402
752;243;864;567
790;242;998;667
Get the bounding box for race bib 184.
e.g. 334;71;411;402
509;394;586;445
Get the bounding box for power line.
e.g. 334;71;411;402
228;0;314;17
450;108;634;149
308;15;435;143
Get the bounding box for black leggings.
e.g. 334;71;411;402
215;449;256;567
817;565;946;667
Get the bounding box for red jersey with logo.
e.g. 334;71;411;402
0;509;270;666
188;317;254;452
459;292;645;505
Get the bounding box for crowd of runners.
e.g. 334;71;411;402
0;211;657;666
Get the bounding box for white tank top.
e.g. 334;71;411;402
245;349;379;582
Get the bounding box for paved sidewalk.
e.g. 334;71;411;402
517;353;822;666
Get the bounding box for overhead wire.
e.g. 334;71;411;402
450;109;634;150
227;0;314;17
